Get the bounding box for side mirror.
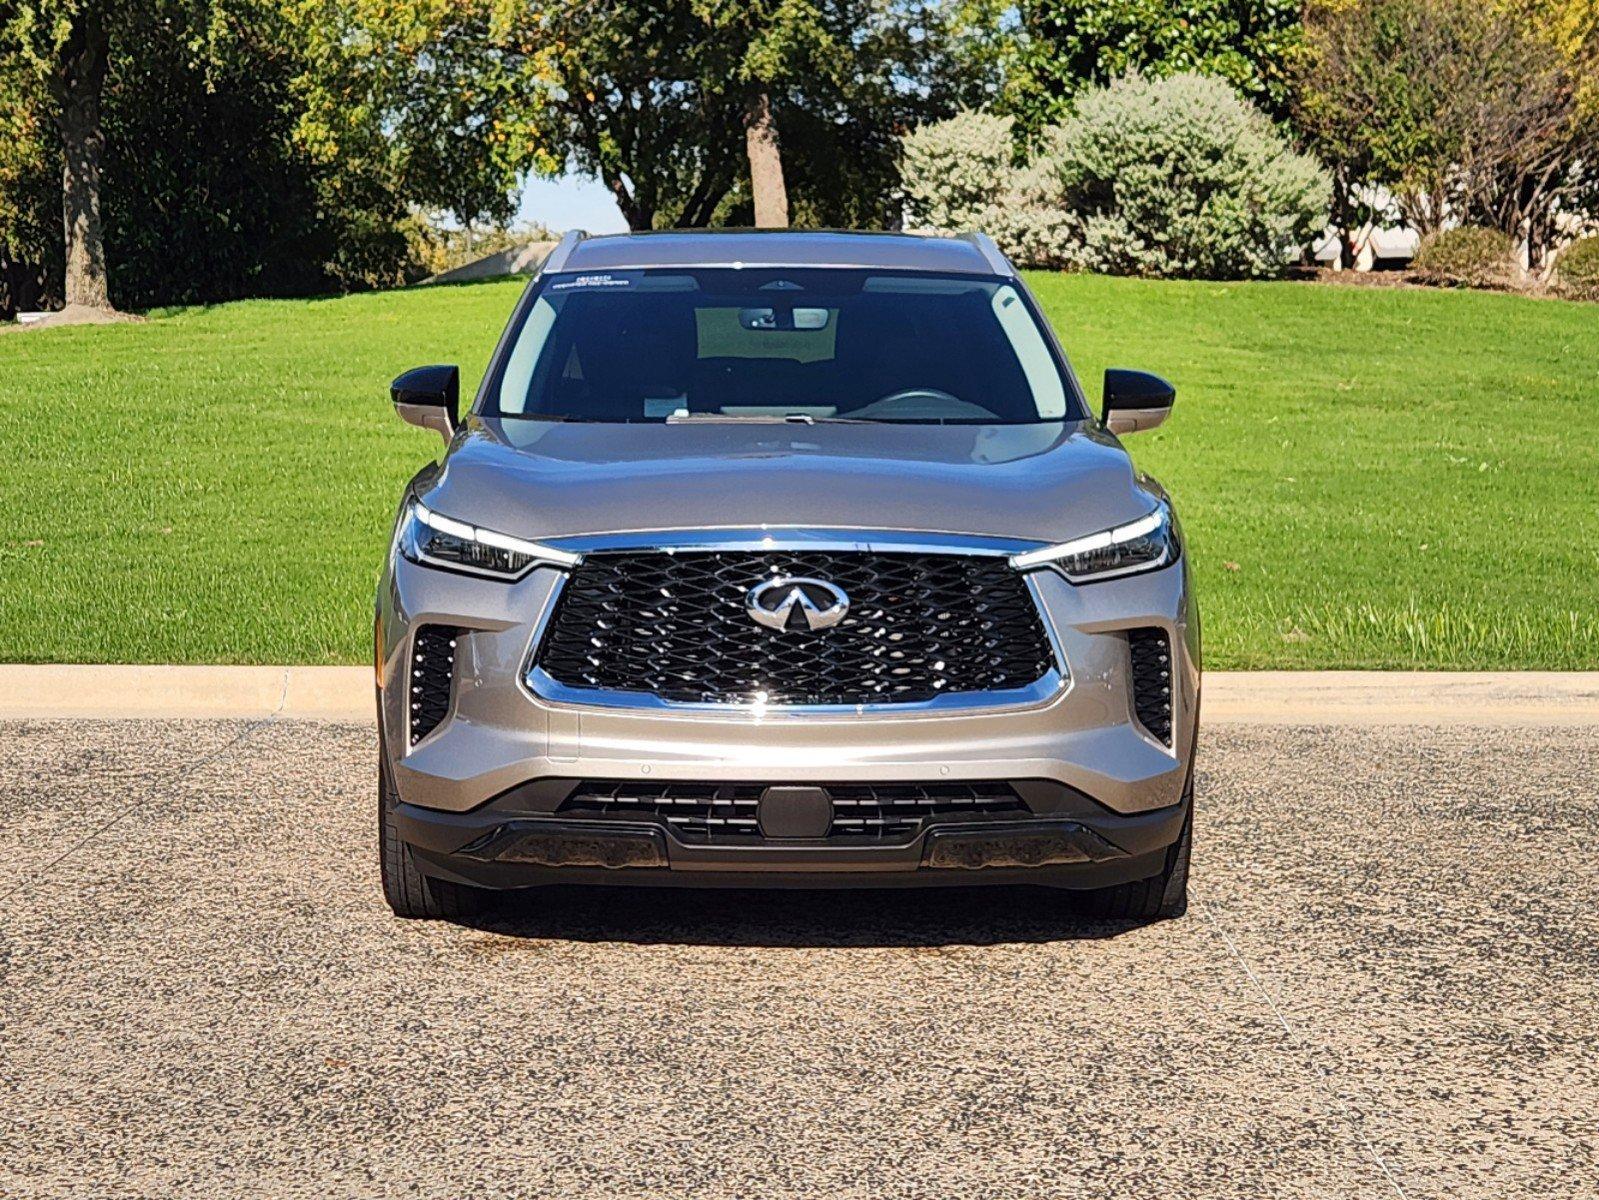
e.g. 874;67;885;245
1102;368;1175;435
391;364;460;443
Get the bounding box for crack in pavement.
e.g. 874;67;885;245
0;669;290;905
1193;885;1414;1199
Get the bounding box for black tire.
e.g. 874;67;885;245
1072;778;1192;921
379;758;485;921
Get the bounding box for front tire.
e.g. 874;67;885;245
379;758;485;921
1072;778;1192;921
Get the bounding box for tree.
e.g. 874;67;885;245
1004;0;1303;142
526;2;745;230
0;44;58;316
309;1;997;233
728;0;1003;228
0;1;250;311
288;0;539;237
1296;0;1599;271
0;0;438;312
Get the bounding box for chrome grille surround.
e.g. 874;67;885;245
524;530;1067;714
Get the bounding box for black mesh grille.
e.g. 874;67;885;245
409;625;459;745
536;551;1055;706
1128;627;1173;746
558;781;1028;842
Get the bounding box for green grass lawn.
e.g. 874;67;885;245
2;273;1596;668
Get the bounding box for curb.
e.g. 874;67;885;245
0;665;371;721
2;666;1598;724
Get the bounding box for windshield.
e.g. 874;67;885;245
487;268;1081;424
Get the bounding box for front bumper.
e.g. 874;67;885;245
393;788;1188;891
377;530;1199;887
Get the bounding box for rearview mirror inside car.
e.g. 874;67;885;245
391;364;459;444
738;306;831;331
1102;368;1175;435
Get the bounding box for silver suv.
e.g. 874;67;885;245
376;230;1197;922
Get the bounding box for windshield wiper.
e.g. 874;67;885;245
497;413;655;423
663;411;878;425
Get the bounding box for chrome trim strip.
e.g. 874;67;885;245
519;532;1073;717
524;665;1069;719
540;528;1041;556
513;571;570;709
1023;572;1070;681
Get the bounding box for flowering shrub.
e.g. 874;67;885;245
899;109;1016;233
903;73;1330;279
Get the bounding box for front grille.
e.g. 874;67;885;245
558;781;1029;842
1127;627;1173;746
535;551;1055;706
409;624;460;745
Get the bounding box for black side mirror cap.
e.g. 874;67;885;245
1102;368;1175;435
391;364;460;443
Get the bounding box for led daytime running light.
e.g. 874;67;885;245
1008;505;1171;574
410;501;581;570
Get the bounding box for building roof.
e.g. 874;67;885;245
551;229;1011;276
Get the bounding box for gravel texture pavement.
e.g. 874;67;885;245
1;717;1595;1199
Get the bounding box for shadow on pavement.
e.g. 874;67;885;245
462;884;1150;948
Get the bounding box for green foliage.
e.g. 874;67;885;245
900;109;1015;230
1;0;1001;307
4;274;1598;668
287;0;539;232
1296;0;1599;256
99;4;342;308
510;0;998;230
1411;227;1518;289
1556;235;1599;299
0;0;429;309
0;47;58;316
930;74;1328;278
775;1;1002;229
1005;0;1303;141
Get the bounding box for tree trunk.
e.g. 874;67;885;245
744;90;789;228
601;166;651;230
54;9;112;311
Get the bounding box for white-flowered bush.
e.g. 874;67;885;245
899;109;1017;234
902;73;1330;280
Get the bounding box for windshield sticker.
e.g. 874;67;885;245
548;272;637;291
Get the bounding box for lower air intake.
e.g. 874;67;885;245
1127;627;1173;746
557;781;1028;843
409;625;460;745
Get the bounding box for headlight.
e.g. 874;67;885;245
397;499;580;580
1010;503;1176;582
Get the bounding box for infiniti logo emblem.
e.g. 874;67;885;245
746;576;850;632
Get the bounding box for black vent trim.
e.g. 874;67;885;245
558;781;1029;843
409;625;460;745
535;550;1055;707
1127;627;1174;746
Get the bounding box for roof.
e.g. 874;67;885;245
549;229;1011;276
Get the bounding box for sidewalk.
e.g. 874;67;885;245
3;665;1597;724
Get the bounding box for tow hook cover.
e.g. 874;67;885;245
757;786;833;838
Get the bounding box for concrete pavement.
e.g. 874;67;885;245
2;714;1596;1198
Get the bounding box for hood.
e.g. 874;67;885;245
420;417;1158;547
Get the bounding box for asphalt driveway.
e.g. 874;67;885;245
2;717;1595;1199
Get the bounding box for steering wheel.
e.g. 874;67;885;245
870;387;963;408
850;387;998;421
